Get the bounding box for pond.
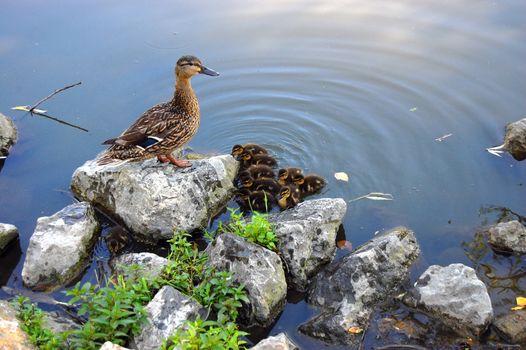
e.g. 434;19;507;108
1;0;525;348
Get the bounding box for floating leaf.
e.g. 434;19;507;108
348;326;363;334
435;133;453;142
511;296;526;311
11;105;47;114
349;192;394;202
337;240;353;251
334;172;349;182
409;107;417;112
486;144;505;158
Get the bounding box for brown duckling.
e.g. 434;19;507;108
231;144;268;158
241;176;281;194
105;226;129;254
237;189;275;212
278;167;303;186
277;185;301;210
238;164;275;182
239;151;277;168
292;174;326;197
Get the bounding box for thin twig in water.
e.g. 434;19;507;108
29;81;82;113
30;111;88;132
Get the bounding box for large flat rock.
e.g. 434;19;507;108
71;155;238;242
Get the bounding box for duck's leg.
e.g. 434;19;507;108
157;155;169;163
165;154;191;168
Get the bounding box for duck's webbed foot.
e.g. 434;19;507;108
157;154;191;168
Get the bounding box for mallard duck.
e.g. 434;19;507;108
231;144;268;158
277;167;303;186
105;226;129;254
97;55;219;166
239;151;277;168
237;189;275;212
238;164;275;182
241;176;281;194
292;174;326;197
277;185;301;210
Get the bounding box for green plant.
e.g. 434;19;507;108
162;317;248;350
12;296;68;350
218;208;277;250
65;275;151;349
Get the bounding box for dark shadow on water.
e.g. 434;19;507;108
0;238;22;287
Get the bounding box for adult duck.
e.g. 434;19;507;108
97;55;219;167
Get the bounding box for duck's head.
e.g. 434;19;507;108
241;176;254;188
176;55;219;79
236;188;251;201
278;169;289;182
240;151;253;162
292;174;305;185
231;144;244;157
279;186;292;200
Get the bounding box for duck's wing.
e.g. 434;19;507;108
102;103;173;147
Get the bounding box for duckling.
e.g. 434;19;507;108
238;164;275;182
239;151;277;168
292;174;326;197
241;176;281;194
97;55;219;166
105;226;129;254
277;185;301;210
277;167;303;186
237;189;275;212
231;144;268;158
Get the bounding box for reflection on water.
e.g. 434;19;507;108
1;0;526;347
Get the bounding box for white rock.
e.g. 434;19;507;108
488;220;526;254
205;232;287;327
504;117;526;161
268;198;347;291
130;286;206;350
250;332;298;350
409;263;493;337
110;252;168;280
0;222;18;254
300;227;420;345
71;155;238;242
21;202;99;291
100;341;131;350
0;113;17;158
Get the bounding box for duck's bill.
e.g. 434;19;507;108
200;65;219;76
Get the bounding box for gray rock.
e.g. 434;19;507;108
0;113;17;158
0;300;36;350
71;154;238;242
267;198;347;291
488;220;526;254
408;263;493;338
504;117;526;161
130;286;206;350
43;311;80;334
0;222;18;254
300;227;420;345
205;232;287;327
100;342;131;350
493;309;526;344
110;252;168;281
250;332;298;350
21;202;100;291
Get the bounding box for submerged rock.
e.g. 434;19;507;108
0;300;36;350
0;222;18;254
300;227;420;345
0;113;17;158
205;232;287;327
406;263;493;338
130;285;206;350
110;252;168;281
493;309;526;344
504;117;526;161
487;220;526;254
21;202;100;291
250;332;298;350
267;198;347;291
71;154;238;242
